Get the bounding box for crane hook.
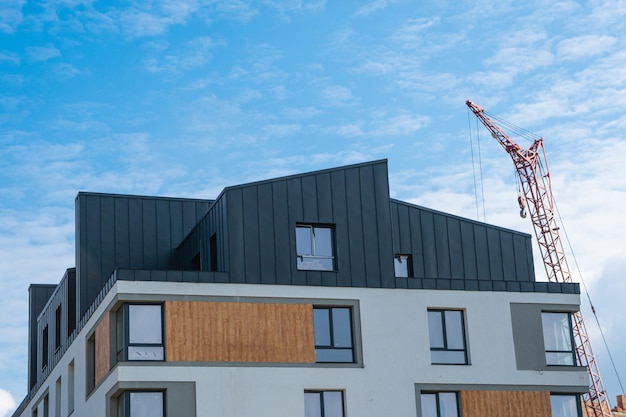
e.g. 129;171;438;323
518;195;527;218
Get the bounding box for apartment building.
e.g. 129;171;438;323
12;159;588;417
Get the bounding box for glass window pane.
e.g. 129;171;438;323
322;391;344;417
304;392;321;417
332;308;352;348
394;256;408;277
542;313;572;351
420;394;437;417
313;227;333;256
128;346;164;361
296;227;312;256
128;305;162;344
130;392;163;417
546;352;575;366
431;350;466;364
428;311;444;349
439;393;459;417
444;311;464;349
313;309;331;346
315;348;353;363
298;256;334;271
551;395;578;417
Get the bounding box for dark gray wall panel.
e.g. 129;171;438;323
500;232;515;281
420;210;437;279
513;233;533;281
156;200;172;269
487;228;504;280
287;177;304;284
474;224;490;280
409;206;424;279
227;188;245;283
447;217;464;279
345;167;366;287
242;185;261;284
272;181;291;285
434;214;451;279
373;161;394;288
460;221;478;279
258;182;277;285
331;169;352;287
360;164;382;287
301;174;318;221
316;172;333;222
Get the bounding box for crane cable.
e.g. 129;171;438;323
554;198;626;395
467;108;486;222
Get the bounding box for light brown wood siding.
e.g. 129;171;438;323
461;390;552;417
165;301;316;363
94;313;110;385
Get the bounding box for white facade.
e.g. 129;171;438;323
23;280;587;417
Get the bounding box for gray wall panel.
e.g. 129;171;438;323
128;198;143;270
447;217;464;279
434;214;451;279
420;210;437;279
142;198;158;268
487;228;504;280
460;220;478;279
258;182;277;285
227;188;245;282
272;181;291;285
360;164;382;287
316;172;333;222
242;185;261;284
331;169;352;287
301;174;318;221
287;177;304;284
345;167;366;287
156;199;172;269
474;224;490;280
409;206;424;279
373;161;394;288
114;198;130;270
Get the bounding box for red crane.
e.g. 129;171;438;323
466;100;611;417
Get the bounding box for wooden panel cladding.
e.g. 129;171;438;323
461;390;552;417
165;301;316;363
94;313;110;385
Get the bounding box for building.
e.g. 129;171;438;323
12;159;589;417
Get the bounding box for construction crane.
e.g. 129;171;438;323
466;100;611;417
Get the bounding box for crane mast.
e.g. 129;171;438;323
466;100;611;417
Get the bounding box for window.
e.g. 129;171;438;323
296;225;335;271
117;391;165;417
313;307;353;363
117;304;164;361
420;392;459;417
542;312;575;365
55;306;62;351
42;325;49;370
394;254;412;277
551;394;582;417
55;377;61;417
427;309;468;365
68;360;75;414
304;391;344;417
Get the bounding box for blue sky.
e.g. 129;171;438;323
2;0;626;415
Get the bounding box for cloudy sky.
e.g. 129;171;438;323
1;0;626;415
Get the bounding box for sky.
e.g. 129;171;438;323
1;0;626;415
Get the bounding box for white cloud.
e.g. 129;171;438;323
25;44;61;62
0;389;16;417
557;35;616;61
0;0;25;33
354;0;401;17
